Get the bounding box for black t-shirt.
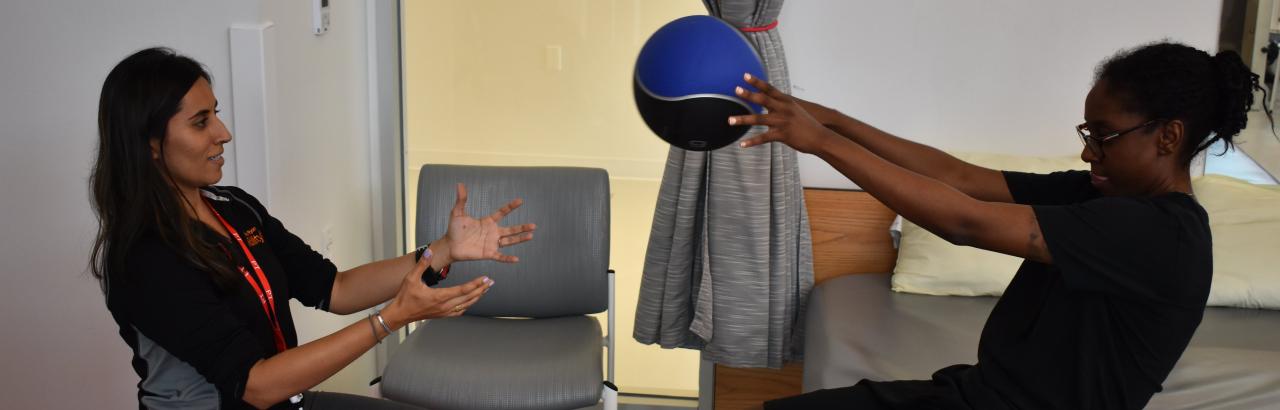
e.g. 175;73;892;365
105;186;338;409
965;170;1213;409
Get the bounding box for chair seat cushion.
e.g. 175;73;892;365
382;315;603;410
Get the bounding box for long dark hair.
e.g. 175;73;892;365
1095;42;1265;165
90;47;237;293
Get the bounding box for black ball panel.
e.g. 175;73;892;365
633;80;753;151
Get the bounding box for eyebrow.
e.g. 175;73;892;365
186;100;220;121
1085;119;1114;131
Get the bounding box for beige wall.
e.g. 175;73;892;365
403;0;703;396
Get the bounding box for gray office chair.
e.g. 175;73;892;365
382;165;617;410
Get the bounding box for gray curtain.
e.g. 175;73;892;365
633;0;813;369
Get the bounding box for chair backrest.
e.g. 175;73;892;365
415;164;610;318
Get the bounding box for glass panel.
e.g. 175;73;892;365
1204;138;1279;184
402;0;704;397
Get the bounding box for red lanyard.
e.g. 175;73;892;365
205;198;288;353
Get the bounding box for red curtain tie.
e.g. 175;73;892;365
740;20;778;32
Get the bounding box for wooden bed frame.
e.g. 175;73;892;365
713;188;899;409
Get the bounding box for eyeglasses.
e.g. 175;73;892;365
1075;119;1161;160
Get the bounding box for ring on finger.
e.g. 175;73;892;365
451;305;465;313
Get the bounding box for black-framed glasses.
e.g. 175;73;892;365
1075;119;1161;160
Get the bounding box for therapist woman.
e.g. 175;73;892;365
89;47;535;409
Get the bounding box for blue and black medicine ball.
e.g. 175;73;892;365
633;15;768;151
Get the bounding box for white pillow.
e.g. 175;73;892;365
890;152;1086;296
1194;175;1280;309
890;156;1280;309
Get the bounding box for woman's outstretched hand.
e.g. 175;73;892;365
730;73;841;154
384;252;492;326
435;183;536;266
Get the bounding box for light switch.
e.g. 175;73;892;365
313;0;330;35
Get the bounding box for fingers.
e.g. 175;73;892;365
426;275;486;301
498;223;536;238
446;294;484;317
489;251;520;264
442;277;492;316
444;290;486;317
429;283;468;302
744;72;788;100
487;197;523;221
727;113;777;127
457;275;490;294
729;81;784;126
451;183;468;217
734;84;782;113
447;279;490;306
498;232;535;248
738;130;781;149
734;85;771;107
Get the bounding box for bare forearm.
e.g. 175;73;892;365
242;314;395;408
806;103;1011;201
828;114;964;177
815;134;1050;263
815;133;977;242
327;254;412;314
328;239;453;314
732;75;1043;261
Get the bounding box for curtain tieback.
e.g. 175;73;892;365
739;20;778;32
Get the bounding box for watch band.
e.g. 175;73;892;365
413;243;450;286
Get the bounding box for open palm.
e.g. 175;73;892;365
444;183;536;264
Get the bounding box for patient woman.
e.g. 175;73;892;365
89;47;536;409
733;42;1258;409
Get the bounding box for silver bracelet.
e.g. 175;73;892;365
375;309;394;335
367;314;381;344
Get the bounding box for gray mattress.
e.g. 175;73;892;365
803;273;1280;409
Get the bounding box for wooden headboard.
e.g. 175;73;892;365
714;188;899;409
805;189;899;284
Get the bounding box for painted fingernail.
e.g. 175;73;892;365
735;86;744;95
484;277;495;286
744;73;752;80
740;141;748;147
728;117;737;125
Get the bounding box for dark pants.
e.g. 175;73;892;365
764;365;1008;410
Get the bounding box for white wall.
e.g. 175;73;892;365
0;1;258;408
259;0;380;396
0;1;381;407
781;1;1222;189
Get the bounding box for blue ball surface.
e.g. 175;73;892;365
634;15;768;151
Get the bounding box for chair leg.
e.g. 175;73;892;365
602;382;618;410
607;269;616;383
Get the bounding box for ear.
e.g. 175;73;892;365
1156;119;1184;157
149;137;162;160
